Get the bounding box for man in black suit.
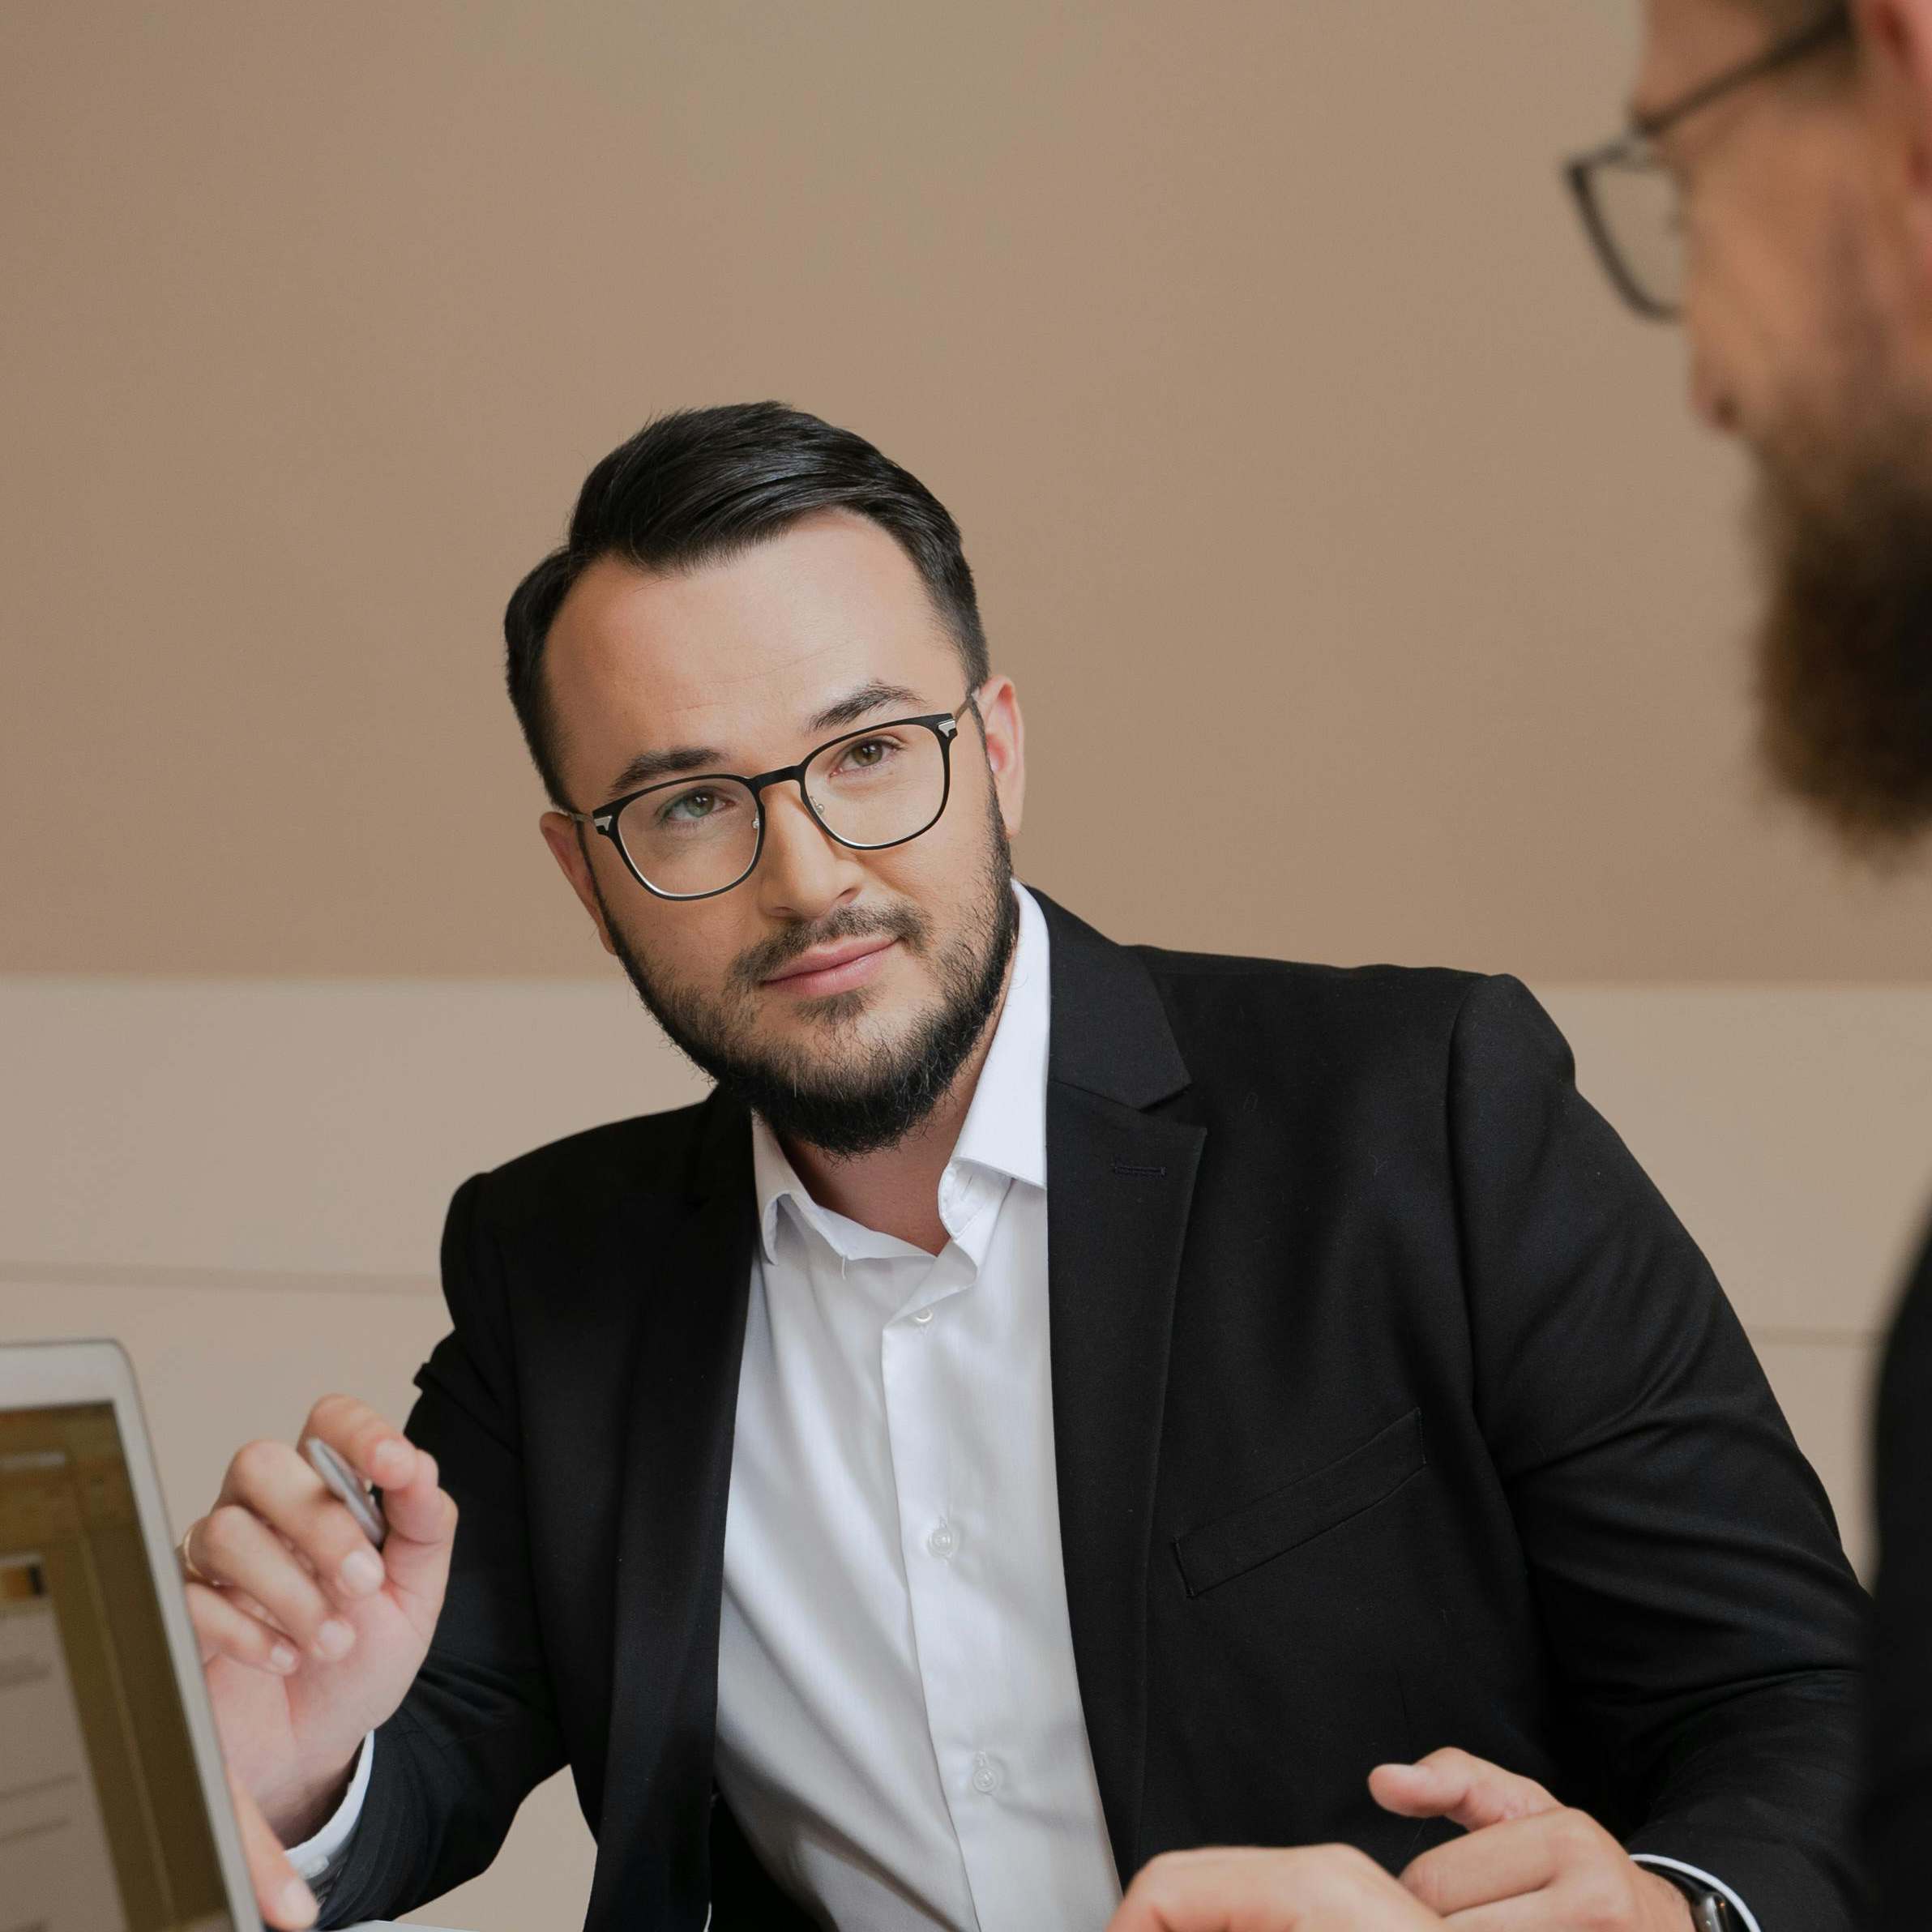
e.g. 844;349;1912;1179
185;404;1861;1932
1567;4;1932;1924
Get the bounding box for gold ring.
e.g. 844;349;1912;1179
177;1527;213;1586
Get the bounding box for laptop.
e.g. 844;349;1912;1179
0;1338;267;1932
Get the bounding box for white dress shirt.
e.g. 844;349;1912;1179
712;882;1119;1930
293;880;1755;1932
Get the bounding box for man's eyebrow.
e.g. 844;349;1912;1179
605;743;729;796
602;683;934;800
806;681;929;736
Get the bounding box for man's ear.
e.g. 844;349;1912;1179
1862;0;1932;273
973;674;1026;841
539;810;620;958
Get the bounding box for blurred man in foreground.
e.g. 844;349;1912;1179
1567;1;1932;1922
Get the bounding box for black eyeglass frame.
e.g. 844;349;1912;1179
1564;4;1852;320
565;694;977;901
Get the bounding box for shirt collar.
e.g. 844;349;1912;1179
751;882;1050;1263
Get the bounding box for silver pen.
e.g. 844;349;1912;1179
301;1434;390;1549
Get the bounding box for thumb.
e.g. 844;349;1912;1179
1368;1747;1560;1832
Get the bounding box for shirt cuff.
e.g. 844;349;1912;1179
1631;1853;1759;1932
285;1732;374;1883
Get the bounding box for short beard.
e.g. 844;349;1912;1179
593;797;1019;1160
1750;266;1932;857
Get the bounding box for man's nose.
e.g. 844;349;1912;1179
1688;344;1738;434
753;782;864;922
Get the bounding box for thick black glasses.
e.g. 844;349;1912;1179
1565;5;1851;320
566;696;975;900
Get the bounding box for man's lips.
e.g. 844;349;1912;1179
760;936;899;997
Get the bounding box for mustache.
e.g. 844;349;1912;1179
732;901;930;990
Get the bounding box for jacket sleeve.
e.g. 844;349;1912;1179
1865;1237;1932;1930
318;1172;567;1926
1447;974;1866;1930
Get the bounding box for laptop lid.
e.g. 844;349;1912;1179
0;1338;264;1932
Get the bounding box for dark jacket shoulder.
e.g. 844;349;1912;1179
467;1096;718;1233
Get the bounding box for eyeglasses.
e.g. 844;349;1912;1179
1565;5;1851;321
565;695;977;900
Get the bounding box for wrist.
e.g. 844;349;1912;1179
263;1749;361;1846
1636;1866;1699;1930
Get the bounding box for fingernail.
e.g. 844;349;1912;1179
339;1548;385;1596
373;1437;412;1477
314;1618;355;1660
278;1874;318;1925
268;1642;300;1673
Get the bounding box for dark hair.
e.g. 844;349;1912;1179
503;401;989;807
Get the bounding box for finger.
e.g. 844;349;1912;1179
1400;1812;1576;1917
226;1769;318;1930
220;1439;391;1608
372;1445;456;1549
305;1392;421;1492
184;1579;301;1676
1370;1749;1560;1832
1439;1898;1558;1932
189;1506;357;1663
1108;1844;1445;1930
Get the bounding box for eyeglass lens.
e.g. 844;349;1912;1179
1584;147;1685;315
614;720;950;896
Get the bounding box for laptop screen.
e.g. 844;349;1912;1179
1;1401;234;1932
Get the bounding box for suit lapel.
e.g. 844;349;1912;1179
1035;892;1205;1888
592;1089;757;1926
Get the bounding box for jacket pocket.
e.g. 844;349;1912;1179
1172;1407;1426;1597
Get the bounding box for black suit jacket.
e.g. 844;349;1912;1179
320;891;1865;1930
1866;1229;1932;1930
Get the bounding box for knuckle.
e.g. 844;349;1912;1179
200;1503;254;1562
1124;1854;1186;1907
1321;1839;1383;1900
1552;1807;1602;1856
307;1393;357;1437
1401;1855;1448;1911
1314;1843;1374;1886
229;1438;285;1491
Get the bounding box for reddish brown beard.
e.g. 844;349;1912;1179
1752;412;1932;858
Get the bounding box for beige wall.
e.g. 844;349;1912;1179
7;0;1932;978
6;2;1931;1928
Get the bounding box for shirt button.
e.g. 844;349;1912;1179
912;1306;935;1327
926;1520;958;1559
971;1752;1002;1795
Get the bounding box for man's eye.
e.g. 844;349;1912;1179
663;789;724;823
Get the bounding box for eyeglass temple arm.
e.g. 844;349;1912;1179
1633;3;1851;139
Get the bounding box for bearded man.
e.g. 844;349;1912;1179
181;404;1860;1932
1567;5;1932;1924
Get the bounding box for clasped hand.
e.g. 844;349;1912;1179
1105;1749;1695;1930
